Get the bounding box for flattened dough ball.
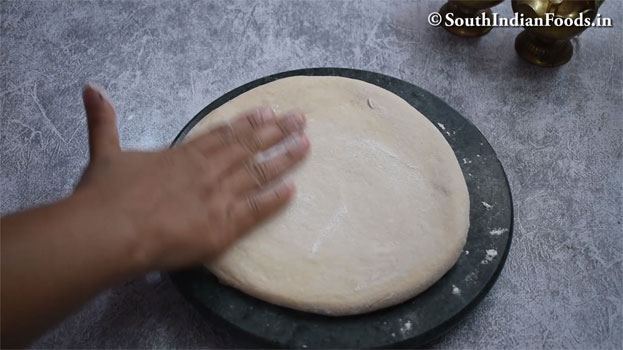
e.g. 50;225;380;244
186;76;469;316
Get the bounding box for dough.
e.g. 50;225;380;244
186;76;469;316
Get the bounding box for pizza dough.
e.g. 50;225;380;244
186;76;469;316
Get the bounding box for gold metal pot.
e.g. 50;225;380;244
512;0;604;67
439;0;505;37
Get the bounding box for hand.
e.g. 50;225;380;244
76;84;310;270
1;83;309;346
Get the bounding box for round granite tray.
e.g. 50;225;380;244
169;68;513;348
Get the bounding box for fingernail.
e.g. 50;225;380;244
283;112;306;131
275;181;295;195
285;134;309;153
84;82;111;104
258;107;275;122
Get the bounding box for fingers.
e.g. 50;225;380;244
228;181;296;236
208;111;306;170
221;133;309;194
188;109;305;156
82;83;121;159
189;107;276;154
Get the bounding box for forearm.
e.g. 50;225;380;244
1;190;148;347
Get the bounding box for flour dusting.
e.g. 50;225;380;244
490;228;508;236
310;202;348;255
437;122;446;130
364;139;418;170
400;320;412;334
481;201;493;210
482;249;498;264
452;285;461;295
254;136;298;162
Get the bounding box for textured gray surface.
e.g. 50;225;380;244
1;0;621;348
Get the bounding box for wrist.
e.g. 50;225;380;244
67;189;154;279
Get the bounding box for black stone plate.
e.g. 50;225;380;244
169;68;513;349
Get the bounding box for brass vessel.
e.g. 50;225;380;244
512;0;605;67
439;0;505;37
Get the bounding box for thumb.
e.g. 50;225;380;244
82;83;121;159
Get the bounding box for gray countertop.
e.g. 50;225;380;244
1;0;621;348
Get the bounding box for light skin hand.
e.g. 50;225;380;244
77;84;309;269
0;84;310;347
